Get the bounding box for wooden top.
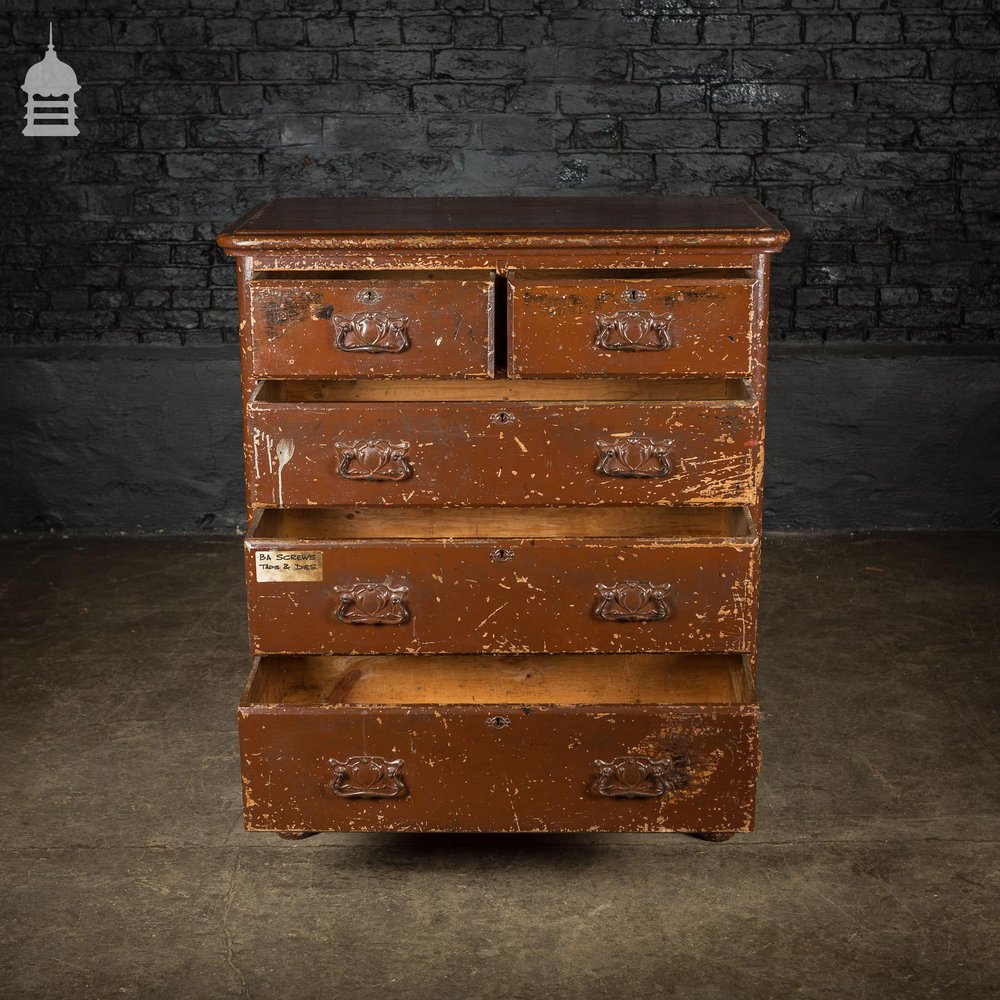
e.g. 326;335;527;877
217;196;789;253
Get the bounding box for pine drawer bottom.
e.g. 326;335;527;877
238;653;760;835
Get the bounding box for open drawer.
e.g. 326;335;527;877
238;653;760;834
245;506;759;655
246;378;759;508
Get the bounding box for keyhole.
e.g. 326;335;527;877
486;716;511;729
621;288;646;303
490;547;514;563
357;288;381;305
491;411;516;426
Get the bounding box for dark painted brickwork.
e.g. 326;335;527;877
1;0;999;346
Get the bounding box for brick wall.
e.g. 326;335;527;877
2;0;1000;534
2;0;998;348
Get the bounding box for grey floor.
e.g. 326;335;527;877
1;533;998;999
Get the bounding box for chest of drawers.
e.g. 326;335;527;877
218;197;788;839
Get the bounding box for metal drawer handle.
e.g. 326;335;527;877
329;311;411;354
330;755;406;799
335;439;412;482
336;583;410;625
594;311;672;352
594;580;672;622
592;755;689;799
596;435;673;479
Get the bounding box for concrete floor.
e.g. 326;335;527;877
0;533;998;999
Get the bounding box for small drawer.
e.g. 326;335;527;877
248;271;494;378
247;378;759;508
508;271;756;378
244;506;758;655
238;653;759;834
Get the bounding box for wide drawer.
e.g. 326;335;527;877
508;271;756;378
247;378;758;508
245;507;758;655
248;272;494;378
238;653;759;834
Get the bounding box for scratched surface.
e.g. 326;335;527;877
218;197;782;837
238;704;759;834
244;534;757;656
246;397;760;509
248;275;495;379
508;274;756;378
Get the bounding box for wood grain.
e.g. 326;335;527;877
245;653;754;706
255;377;751;402
252;505;751;540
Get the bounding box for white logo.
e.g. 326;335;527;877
22;23;80;137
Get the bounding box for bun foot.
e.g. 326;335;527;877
276;831;318;840
693;831;736;843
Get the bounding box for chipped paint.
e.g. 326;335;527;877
222;200;787;836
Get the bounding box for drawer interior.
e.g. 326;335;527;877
253;377;752;404
253;269;492;281
252;505;753;541
243;653;754;707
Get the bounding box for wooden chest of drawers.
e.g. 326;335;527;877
218;197;788;839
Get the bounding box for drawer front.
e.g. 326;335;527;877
245;538;756;655
247;399;758;508
248;275;494;378
239;703;759;834
508;274;755;378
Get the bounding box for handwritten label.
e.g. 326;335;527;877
255;550;323;583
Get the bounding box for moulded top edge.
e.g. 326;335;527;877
218;230;791;254
216;196;791;254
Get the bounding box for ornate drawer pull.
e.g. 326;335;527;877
330;311;410;353
335;439;412;482
595;311;672;352
596;435;673;479
594;580;672;622
336;583;410;625
330;755;406;799
592;755;689;799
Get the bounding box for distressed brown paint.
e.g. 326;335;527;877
217;196;788;838
245;508;757;655
246;387;760;509
238;653;759;834
508;274;756;379
248;273;495;379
